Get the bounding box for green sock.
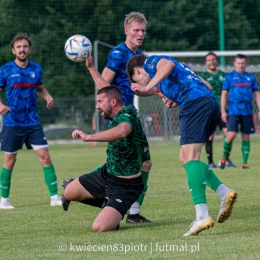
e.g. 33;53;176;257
222;140;233;158
184;160;206;205
200;161;222;191
0;167;13;198
136;171;149;206
241;140;250;164
43;165;58;196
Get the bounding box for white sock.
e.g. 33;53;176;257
51;194;59;200
129;202;140;215
195;204;209;220
216;184;229;200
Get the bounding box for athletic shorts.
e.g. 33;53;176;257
179;96;220;145
227;115;255;134
78;164;144;217
1;124;48;153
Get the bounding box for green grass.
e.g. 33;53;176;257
1;138;260;260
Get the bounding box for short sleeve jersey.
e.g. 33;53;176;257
222;70;259;116
106;106;145;176
0;60;43;126
144;56;215;108
105;43;142;106
199;70;225;104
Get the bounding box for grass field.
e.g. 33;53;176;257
1;137;260;260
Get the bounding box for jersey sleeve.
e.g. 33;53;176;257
105;48;126;73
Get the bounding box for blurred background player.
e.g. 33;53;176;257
0;33;62;209
87;12;163;223
200;52;235;168
220;54;260;169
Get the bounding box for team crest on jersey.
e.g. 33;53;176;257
246;77;250;81
219;75;224;81
30;71;36;78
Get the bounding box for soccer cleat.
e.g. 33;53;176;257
226;159;236;168
183;216;214;236
208;162;217;168
61;178;74;211
219;158;227;169
62;195;71;211
242;164;250;169
217;189;238;223
0;198;14;209
126;213;152;223
50;196;62;206
62;178;75;189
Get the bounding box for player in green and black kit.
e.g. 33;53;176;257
200;52;235;168
61;86;145;232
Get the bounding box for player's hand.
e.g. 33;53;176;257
46;96;54;109
0;104;11;115
221;111;228;123
162;97;178;108
86;55;94;69
72;129;89;142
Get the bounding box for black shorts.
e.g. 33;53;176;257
78;164;144;217
142;130;151;162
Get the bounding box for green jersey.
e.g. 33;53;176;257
106;106;145;176
199;70;225;104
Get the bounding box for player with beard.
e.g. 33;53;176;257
0;33;62;209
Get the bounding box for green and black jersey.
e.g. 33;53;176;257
199;70;225;104
106;106;145;177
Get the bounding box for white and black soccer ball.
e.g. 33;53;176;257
64;35;92;62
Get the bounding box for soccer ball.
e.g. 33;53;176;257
64;35;92;62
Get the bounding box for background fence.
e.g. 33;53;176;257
1;0;260;143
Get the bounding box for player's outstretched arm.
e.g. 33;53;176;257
72;123;132;142
86;55;111;89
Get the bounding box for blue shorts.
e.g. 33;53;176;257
1;124;48;153
227;115;255;134
179;96;220;145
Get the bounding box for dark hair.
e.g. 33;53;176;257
126;54;147;83
235;53;247;60
205;51;218;61
97;86;123;105
10;33;32;48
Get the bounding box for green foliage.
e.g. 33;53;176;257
0;0;260;99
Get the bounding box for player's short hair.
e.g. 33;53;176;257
235;53;247;60
97;86;123;105
124;12;147;28
10;33;32;48
126;54;148;83
205;51;218;61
